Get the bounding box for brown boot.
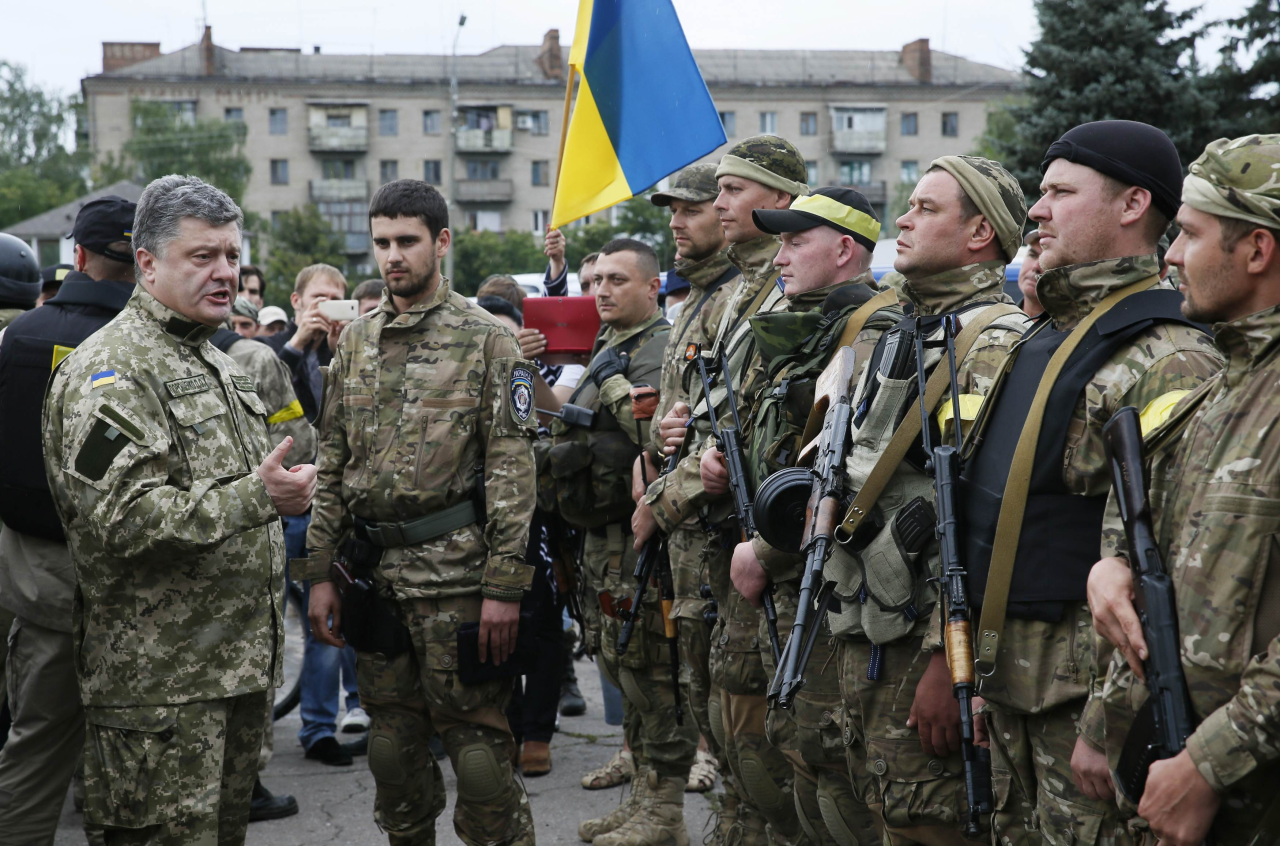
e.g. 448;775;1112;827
579;766;651;842
594;771;690;846
520;741;552;777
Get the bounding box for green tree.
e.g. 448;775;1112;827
263;206;347;306
0;62;86;229
1204;0;1280;142
996;0;1216;194
450;229;547;296
104;100;252;203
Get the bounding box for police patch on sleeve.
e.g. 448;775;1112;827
511;366;534;423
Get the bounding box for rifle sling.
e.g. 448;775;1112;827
837;302;1023;540
974;277;1157;676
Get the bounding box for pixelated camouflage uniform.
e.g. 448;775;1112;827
976;255;1221;846
42;287;286;843
825;263;1028;846
301;279;539;846
742;270;903;846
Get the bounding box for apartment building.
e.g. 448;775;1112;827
82;28;1021;266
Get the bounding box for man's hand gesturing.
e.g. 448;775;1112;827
256;436;318;516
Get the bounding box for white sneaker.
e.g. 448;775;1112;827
340;706;370;733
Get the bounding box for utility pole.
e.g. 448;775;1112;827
444;13;466;282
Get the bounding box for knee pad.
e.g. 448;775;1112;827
738;750;788;813
619;668;653;712
707;694;726;753
368;730;407;786
455;743;507;804
793;786;822;846
817;781;862;846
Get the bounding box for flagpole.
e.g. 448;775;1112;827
551;63;576;226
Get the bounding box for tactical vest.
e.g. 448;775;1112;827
962;289;1199;622
0;276;134;540
548;317;670;528
827;302;1028;643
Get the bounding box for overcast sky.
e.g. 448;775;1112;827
8;0;1251;98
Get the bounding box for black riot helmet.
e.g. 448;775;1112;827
0;233;42;311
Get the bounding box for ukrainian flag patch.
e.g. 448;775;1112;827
90;370;117;389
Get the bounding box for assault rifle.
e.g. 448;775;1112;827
913;314;992;838
769;346;859;709
693;346;782;663
1103;405;1197;805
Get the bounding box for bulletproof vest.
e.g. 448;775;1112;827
962;289;1199;622
0;275;134;540
210;327;242;354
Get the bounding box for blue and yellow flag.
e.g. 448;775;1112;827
551;0;726;229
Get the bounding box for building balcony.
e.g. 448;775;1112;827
840;181;887;204
456;128;513;154
308;126;369;152
831;129;887;155
309;179;370;202
456;179;514;203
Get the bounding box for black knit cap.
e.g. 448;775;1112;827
1041;120;1183;220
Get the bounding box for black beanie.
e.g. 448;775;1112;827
1041;120;1183;220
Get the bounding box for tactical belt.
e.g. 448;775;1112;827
973;277;1156;676
588;520;634;539
354;501;478;548
836;302;1024;541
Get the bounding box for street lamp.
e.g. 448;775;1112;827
444;13;466;282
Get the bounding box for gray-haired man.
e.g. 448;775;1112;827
42;175;317;845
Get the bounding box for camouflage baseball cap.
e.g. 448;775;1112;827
651;163;720;206
929;155;1028;263
231;296;259;321
716;135;809;198
1183;134;1280;230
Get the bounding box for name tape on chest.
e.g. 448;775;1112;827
231;375;257;393
511;366;534;423
165;375;211;398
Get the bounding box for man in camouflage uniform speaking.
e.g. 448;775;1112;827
302;180;539;846
42;175;317;845
1086;135;1280;846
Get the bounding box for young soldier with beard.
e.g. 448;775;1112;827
957;122;1223;844
724;187;903;846
303;180;539;846
1086;135;1280;846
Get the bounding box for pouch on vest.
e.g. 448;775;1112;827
825;540;865;638
858;496;935;645
753;377;818;483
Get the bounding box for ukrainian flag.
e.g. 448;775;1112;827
551;0;726;229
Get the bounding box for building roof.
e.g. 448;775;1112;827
3;181;145;240
91;40;1019;90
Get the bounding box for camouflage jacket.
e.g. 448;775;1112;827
980;255;1223;714
42;287;286;707
644;235;783;533
225;336;315;467
305;279;539;601
0;308;25;332
1084;303;1280;798
649;248;737;468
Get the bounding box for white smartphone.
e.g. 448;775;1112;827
318;299;359;322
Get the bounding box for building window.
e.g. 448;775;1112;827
466;160;500;181
531;160;550;186
224;107;244;122
941;112;959;137
806;161;818;185
800;112;818;136
759;111;777;134
900;113;918;136
270;159;289;185
839;160;872;186
423;110;441;134
466;211;503;232
316;201;371;253
322;159;356;180
900;160;919;183
269;108;287;135
327;113;351;129
380;160;399;183
529;111;550;135
424;160;442;184
719;111;736;137
379;109;398;137
532;210;550;233
271;211;288;229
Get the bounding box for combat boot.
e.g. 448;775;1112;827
703;789;738;846
579;766;652;842
594;771;690;846
737;801;770;846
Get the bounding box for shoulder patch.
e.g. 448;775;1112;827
511;366;534;423
231;375;256;393
166;375;211;398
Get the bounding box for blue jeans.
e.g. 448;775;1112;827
283;514;359;750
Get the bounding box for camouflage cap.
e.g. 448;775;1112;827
231;296;259;321
1183;134;1280;230
651;162;720;206
716;135;809;198
929;155;1027;263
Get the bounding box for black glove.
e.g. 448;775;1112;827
589;347;630;388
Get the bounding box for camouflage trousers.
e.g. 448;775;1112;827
838;637;985;846
984;702;1120;846
764;589;880;846
356;594;534;846
671;524;719;764
588;527;700;781
82;689;267;846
